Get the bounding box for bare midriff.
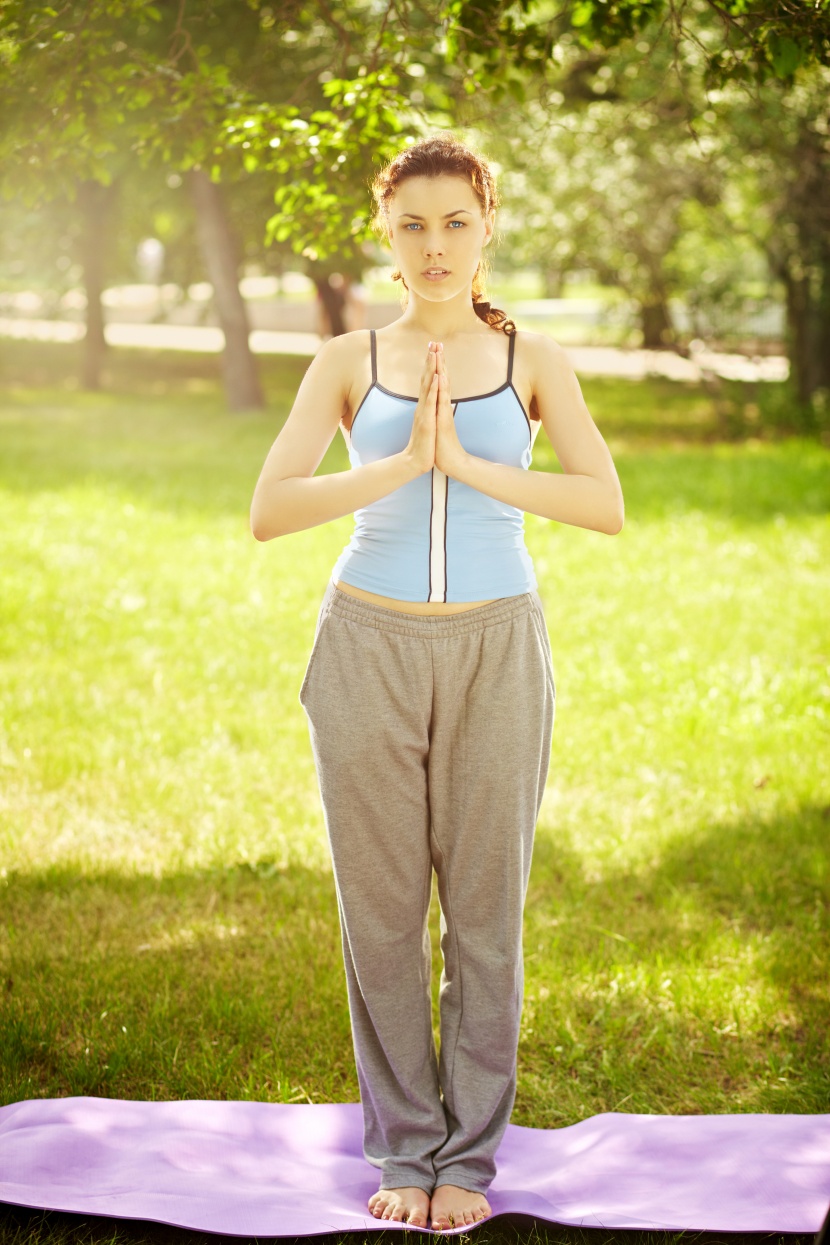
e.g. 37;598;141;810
335;579;499;615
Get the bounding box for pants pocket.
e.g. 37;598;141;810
298;589;335;707
529;600;556;700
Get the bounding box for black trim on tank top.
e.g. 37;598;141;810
371;327;515;404
351;329;532;441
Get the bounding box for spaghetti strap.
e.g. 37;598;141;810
369;328;377;384
507;330;516;384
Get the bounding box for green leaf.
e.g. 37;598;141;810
571;1;594;29
769;33;802;78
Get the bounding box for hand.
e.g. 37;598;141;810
403;342;439;475
433;344;468;478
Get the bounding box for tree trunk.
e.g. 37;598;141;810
188;169;264;412
314;275;348;338
77;179;118;390
817;248;830;391
640;295;675;349
774;115;830;405
541;266;566;298
781;267;821;405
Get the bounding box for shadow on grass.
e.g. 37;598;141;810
519;801;830;1122
1;802;827;1116
0;807;827;1244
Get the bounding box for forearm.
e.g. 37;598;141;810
453;454;624;535
251;451;421;540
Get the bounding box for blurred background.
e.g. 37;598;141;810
1;0;828;432
1;7;828;1230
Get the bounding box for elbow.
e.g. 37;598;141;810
251;519;283;542
250;506;266;541
250;505;279;542
603;499;624;535
606;489;624;535
250;485;285;541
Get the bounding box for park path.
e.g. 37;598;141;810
0;316;788;383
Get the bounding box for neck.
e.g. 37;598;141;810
396;287;485;339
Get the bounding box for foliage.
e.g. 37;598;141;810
3;0;829;271
0;0;425;260
442;0;830;100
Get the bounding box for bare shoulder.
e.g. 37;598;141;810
516;329;570;384
312;328;369;376
313;326;370;388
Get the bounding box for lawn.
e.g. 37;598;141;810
0;340;828;1245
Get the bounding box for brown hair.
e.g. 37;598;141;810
370;133;517;336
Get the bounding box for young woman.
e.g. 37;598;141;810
250;134;624;1232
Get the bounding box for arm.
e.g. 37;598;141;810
450;334;624;536
250;333;421;541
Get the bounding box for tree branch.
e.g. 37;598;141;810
169;0;198;69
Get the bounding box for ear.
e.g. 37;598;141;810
483;209;496;246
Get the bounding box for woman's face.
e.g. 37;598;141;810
387;174;494;300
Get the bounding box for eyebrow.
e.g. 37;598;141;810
397;209;473;220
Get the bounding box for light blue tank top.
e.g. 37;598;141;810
331;328;543;603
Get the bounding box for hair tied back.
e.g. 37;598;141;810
371;134;517;337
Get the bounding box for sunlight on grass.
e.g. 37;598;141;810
1;344;828;1236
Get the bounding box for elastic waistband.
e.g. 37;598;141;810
322;580;542;638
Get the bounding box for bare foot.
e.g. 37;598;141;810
430;1183;492;1230
368;1185;430;1227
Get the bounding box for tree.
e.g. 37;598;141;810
451;4;829;408
0;0;419;406
706;68;830;403
77;178;121;389
441;0;830;96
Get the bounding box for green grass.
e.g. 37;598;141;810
0;340;828;1244
0;1210;815;1245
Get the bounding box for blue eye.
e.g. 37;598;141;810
404;221;465;230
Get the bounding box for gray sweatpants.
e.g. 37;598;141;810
299;580;555;1196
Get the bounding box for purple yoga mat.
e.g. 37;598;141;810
1;1097;828;1236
